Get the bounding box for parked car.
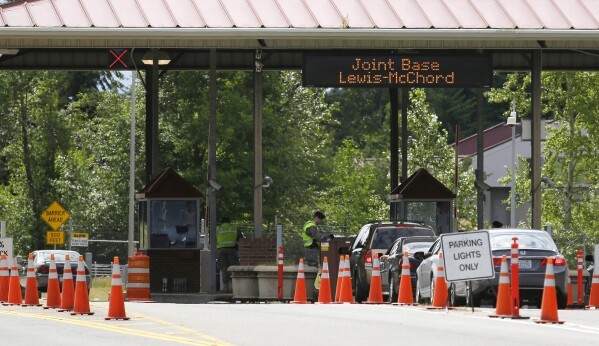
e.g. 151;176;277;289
415;229;569;309
380;236;437;303
19;250;92;293
343;221;436;302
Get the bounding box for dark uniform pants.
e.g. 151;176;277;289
217;247;239;283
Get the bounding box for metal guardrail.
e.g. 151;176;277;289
91;263;112;277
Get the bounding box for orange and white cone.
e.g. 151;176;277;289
22;253;42;307
317;257;332;304
291;258;309;304
490;255;512;317
366;253;385;304
334;255;344;302
397;252;416;305
4;260;22;306
43;254;61;309
59;254;75;312
70;255;94;315
106;257;129;320
534;257;564;324
0;254;9;303
428;251;449;310
586;262;599;309
338;255;354;303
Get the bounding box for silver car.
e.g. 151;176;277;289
415;229;569;309
19;250;92;293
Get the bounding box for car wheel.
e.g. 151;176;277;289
449;283;465;307
557;292;567;310
354;273;368;303
466;285;481;307
388;276;398;303
430;275;435;304
415;278;423;304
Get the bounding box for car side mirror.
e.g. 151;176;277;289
338;246;350;255
585;254;594;262
414;251;424;260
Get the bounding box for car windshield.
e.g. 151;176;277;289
372;227;434;250
402;242;435;255
38;251;81;262
490;232;557;251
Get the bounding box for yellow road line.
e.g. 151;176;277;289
0;310;233;346
130;312;230;344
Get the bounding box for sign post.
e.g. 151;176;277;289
440;231;495;311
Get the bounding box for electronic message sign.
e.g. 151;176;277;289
303;54;492;88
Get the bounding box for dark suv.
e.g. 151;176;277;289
346;221;435;302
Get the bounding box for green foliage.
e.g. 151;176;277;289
487;71;599;255
319;139;388;233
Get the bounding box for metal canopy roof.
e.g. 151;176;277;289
1;0;599;70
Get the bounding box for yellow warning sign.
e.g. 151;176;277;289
46;231;65;245
41;201;70;231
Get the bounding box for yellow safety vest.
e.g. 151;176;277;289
302;221;316;247
217;223;237;249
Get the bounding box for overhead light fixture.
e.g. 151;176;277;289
141;50;171;65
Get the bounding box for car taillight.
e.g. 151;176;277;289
36;265;49;274
493;257;502;266
541;256;566;266
364;249;372;266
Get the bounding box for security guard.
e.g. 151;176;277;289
216;216;242;293
303;211;333;267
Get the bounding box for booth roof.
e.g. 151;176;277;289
137;167;202;199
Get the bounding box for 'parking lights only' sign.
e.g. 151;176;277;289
440;231;495;282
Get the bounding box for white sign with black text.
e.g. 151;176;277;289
440;231;495;282
0;237;13;259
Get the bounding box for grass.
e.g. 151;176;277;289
89;276;112;302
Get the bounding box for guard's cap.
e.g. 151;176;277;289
314;211;326;220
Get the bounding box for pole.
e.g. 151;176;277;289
454;124;460;232
1;220;6;238
277;246;284;300
511;237;520;317
578;249;583;305
128;71;136;257
208;48;218;293
510;124;516;228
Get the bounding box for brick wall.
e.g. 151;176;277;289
238;237;277;266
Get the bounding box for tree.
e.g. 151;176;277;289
487;72;599;255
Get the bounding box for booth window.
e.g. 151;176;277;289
149;200;198;248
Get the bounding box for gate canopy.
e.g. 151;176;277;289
1;0;599;70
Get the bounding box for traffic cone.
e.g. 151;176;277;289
291;258;309;304
43;254;61;309
490;255;512;317
397;251;416;305
58;254;75;312
365;253;385;304
3;260;22;306
334;255;344;302
106;257;129;320
0;254;9;303
534;257;564;324
338;255;354;303
428;251;449;310
586;263;599;309
70;255;94;315
22;253;42;307
317;257;332;304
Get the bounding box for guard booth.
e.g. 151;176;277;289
136;167;203;293
388;168;456;235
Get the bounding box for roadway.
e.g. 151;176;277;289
1;302;599;345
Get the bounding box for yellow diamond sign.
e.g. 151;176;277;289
41;201;70;231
